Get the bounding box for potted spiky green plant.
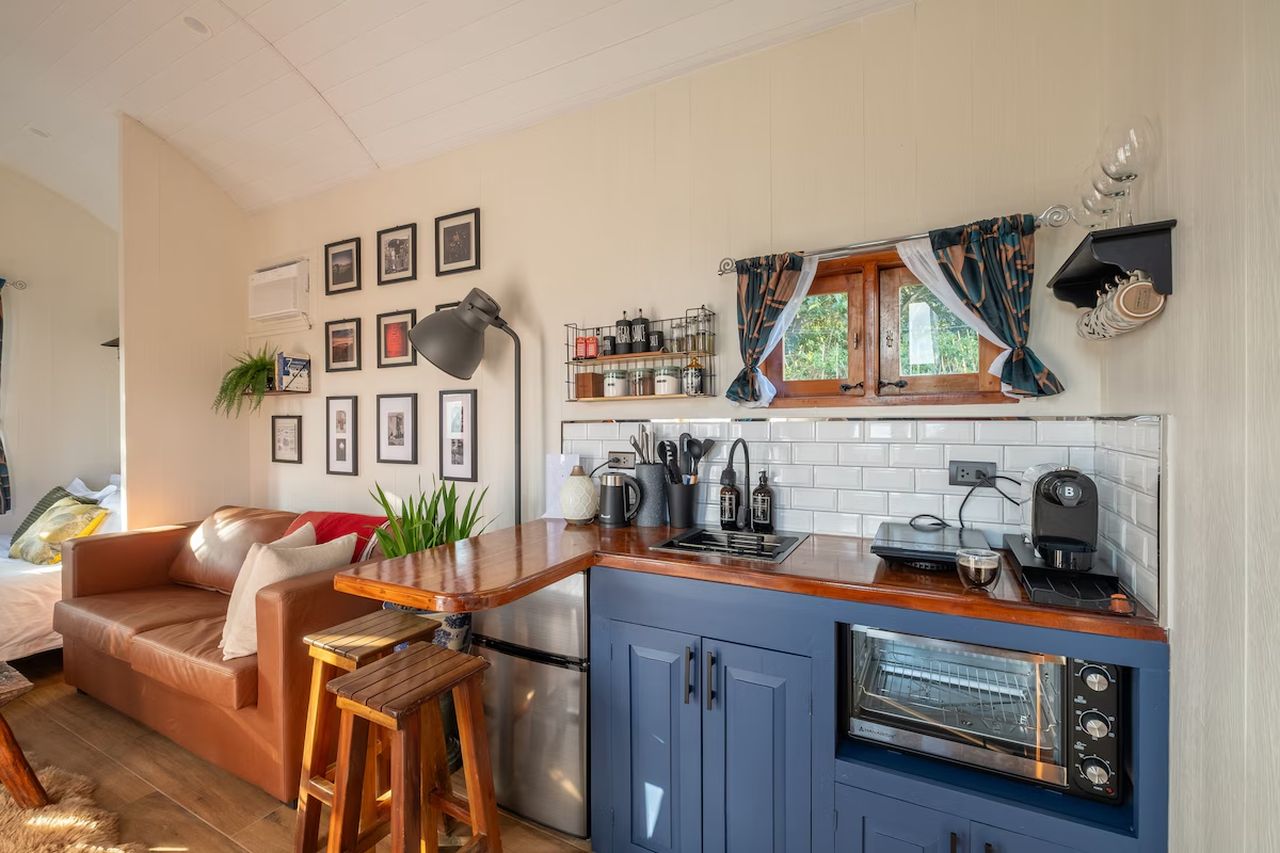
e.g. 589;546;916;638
212;346;278;417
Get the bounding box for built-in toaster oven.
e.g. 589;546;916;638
844;625;1126;802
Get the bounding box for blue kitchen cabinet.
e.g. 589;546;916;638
836;786;967;853
609;621;702;853
969;823;1081;853
703;640;812;853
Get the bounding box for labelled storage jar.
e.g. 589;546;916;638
603;370;628;397
630;367;655;397
654;366;681;396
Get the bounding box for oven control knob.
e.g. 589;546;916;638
1081;758;1112;786
1081;665;1111;692
1080;711;1111;739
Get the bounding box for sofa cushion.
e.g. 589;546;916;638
52;586;230;660
169;506;298;593
131;617;257;710
285;512;385;563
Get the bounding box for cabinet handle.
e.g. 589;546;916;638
705;651;716;711
949;832;958;853
985;844;994;853
683;646;693;705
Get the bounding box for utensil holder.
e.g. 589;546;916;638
635;463;668;527
666;482;698;529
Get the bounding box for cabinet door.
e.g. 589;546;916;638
609;621;701;853
702;640;812;853
835;787;967;853
970;823;1081;853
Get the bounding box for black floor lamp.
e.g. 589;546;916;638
409;288;522;525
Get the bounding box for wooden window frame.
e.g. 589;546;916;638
762;250;1013;408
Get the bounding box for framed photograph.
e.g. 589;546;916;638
377;223;417;285
434;208;480;276
327;396;358;476
324;237;360;295
377;309;417;368
439;389;477;481
325;318;361;372
377;393;418;464
271;415;302;464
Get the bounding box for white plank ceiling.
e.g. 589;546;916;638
0;0;901;226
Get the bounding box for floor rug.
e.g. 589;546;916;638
0;765;143;853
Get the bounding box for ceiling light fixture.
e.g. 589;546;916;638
25;126;51;139
182;15;209;35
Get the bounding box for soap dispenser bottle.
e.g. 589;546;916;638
751;471;774;534
719;467;741;531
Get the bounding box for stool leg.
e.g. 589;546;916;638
420;700;450;853
327;709;370;853
390;714;423;853
359;735;380;833
454;678;502;853
296;658;339;853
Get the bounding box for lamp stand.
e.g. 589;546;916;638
499;322;522;525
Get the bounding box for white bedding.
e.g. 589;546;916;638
0;535;66;661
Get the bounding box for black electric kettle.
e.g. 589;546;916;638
598;472;642;527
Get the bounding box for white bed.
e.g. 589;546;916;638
0;534;65;661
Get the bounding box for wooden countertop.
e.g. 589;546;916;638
334;520;1166;642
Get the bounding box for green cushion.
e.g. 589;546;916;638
12;486;97;542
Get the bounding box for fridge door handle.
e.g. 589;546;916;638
683;646;694;704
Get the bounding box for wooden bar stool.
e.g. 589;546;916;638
295;610;440;853
325;641;501;853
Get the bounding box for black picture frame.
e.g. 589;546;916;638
326;395;358;476
434;208;481;276
271;415;302;464
376;393;418;465
325;318;362;372
376;309;418;368
377;222;417;285
439;389;477;482
324;237;361;295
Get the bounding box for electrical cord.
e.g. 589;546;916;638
909;474;1024;531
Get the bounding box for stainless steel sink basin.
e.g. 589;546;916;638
649;528;808;564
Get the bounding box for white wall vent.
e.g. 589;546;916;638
249;260;308;322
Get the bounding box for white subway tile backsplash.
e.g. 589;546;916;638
865;421;915;443
726;422;771;441
748;442;792;464
889;444;945;469
1068;447;1096;473
774;509;813;532
569;440;603;457
943;444;1003;466
863;468;915;492
812;512;863;537
771;421;816;442
791;443;839;465
815;421;863;442
562;423;590;440
839;490;888;514
813;466;863;489
917;421;974;444
839;443;889;466
889;493;943;517
974;421;1036;445
861;515;894;537
1003;445;1070;470
1036;420;1095;446
767;465;815;488
944;494;1004;523
586;422;619;440
914;469;975;496
791;488;838;511
1134;491;1159;531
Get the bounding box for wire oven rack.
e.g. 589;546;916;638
855;639;1060;752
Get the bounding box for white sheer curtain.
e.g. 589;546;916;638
734;254;820;408
895;238;1015;396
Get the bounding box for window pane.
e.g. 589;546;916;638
783;293;848;381
898;284;978;376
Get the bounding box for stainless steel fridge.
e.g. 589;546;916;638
471;572;589;838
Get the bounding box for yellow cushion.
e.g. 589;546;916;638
10;497;108;565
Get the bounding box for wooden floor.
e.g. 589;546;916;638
3;651;590;852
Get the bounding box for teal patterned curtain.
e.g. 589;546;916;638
0;279;10;512
725;253;804;404
929;216;1063;397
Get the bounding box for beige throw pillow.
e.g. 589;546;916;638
220;523;316;651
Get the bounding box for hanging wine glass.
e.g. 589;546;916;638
1098;117;1159;224
1073;165;1118;230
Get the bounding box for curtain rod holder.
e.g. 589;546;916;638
716;204;1072;275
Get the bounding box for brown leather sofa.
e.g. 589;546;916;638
52;506;380;801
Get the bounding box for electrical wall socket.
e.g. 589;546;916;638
608;450;636;470
949;460;998;486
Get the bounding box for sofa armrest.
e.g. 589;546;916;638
61;523;199;599
254;568;379;794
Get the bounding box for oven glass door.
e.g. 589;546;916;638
848;626;1067;785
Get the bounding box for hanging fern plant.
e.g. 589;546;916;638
212;346;278;417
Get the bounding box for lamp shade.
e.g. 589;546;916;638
408;288;504;379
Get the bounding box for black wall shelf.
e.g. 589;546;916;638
1047;219;1176;308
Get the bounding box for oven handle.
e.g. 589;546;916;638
855;625;1067;667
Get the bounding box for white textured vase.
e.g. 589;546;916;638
560;465;598;524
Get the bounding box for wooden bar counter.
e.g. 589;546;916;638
333;519;1165;642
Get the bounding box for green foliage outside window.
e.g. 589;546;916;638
783;293;848;381
898;284;978;376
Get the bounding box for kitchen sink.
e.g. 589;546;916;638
649;528;808;564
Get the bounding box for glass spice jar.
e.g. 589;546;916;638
682;356;704;396
603;370;628;397
630;367;655;397
654;366;681;396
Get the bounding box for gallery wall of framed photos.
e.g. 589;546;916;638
252;206;491;517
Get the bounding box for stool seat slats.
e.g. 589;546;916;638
305;610;438;666
331;645;487;720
